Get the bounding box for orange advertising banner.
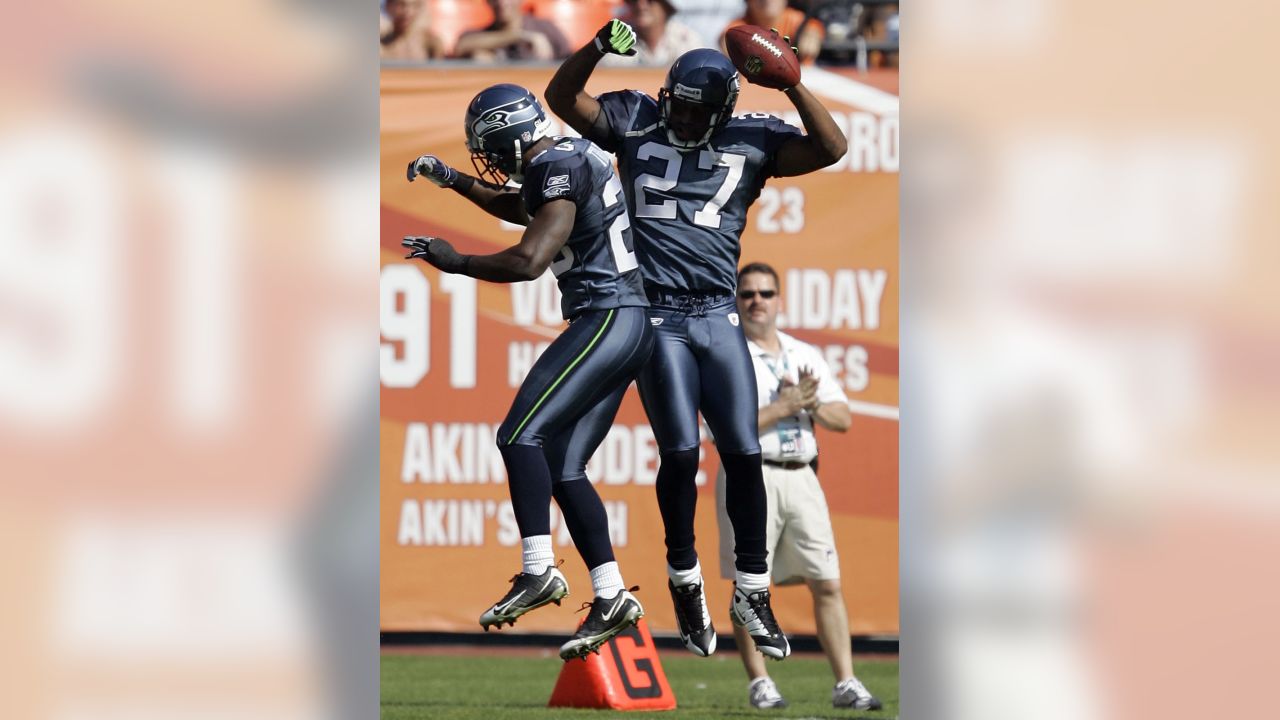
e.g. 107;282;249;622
380;66;898;636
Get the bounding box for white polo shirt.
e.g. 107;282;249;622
748;330;849;463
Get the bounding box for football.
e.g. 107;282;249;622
724;25;801;90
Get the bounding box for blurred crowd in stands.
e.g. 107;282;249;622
380;0;898;68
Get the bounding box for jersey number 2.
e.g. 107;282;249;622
549;169;637;277
633;142;746;229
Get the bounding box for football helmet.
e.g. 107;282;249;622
464;83;552;184
657;49;740;150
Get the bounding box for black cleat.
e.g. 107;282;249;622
478;566;569;631
668;580;717;656
558;589;644;660
729;584;791;659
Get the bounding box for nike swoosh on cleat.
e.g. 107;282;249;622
492;590;525;615
600;600;621;622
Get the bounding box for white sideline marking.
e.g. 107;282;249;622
847;399;900;421
801;66;900;116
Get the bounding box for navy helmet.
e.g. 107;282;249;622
657;49;740;150
464;83;552;184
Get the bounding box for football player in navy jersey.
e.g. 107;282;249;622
403;83;654;660
547;22;847;660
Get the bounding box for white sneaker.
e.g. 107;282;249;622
748;677;788;709
832;676;883;710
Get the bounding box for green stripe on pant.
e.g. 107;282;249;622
505;308;616;445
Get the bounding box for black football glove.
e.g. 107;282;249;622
403;236;469;274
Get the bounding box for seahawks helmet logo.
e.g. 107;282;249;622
744;57;764;76
472;110;512;138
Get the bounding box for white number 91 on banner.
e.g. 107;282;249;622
379;265;476;389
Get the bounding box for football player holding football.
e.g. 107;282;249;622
546;22;847;660
404;83;653;660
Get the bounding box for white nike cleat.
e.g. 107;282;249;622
558;589;644;660
478;566;568;631
729;584;791;659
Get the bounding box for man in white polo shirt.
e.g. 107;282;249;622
715;261;883;711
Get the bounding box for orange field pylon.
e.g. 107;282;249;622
547;618;677;711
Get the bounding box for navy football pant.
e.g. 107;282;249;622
496;306;653;571
636;291;768;574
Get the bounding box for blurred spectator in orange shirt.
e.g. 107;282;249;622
381;0;448;61
722;0;823;63
454;0;572;61
601;0;707;66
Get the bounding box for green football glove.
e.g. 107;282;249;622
770;27;800;58
593;19;637;56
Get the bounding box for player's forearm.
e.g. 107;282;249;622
461;206;569;283
545;44;605;134
450;175;530;225
460;246;547;283
811;401;852;432
784;83;847;166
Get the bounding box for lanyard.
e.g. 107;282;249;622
759;347;791;388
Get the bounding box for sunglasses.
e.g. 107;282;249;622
737;289;777;300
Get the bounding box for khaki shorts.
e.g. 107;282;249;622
715;461;840;585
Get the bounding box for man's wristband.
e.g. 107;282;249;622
451;175;476;195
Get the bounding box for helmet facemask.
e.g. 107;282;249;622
467;134;522;186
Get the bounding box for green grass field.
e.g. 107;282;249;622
382;651;898;719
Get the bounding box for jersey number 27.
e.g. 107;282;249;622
633;142;746;229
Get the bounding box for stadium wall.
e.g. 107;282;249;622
379;67;899;637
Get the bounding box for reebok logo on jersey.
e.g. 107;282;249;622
547;174;569;187
673;83;703;101
554;141;574;151
728;312;740;327
650;318;664;326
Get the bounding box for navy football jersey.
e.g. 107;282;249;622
591;90;803;293
521;136;648;319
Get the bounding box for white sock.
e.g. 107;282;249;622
521;535;554;575
667;561;703;588
735;570;770;594
589;561;625;599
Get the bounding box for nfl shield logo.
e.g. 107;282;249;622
728;313;739;326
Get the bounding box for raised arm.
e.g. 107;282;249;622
407;154;530;225
404;199;575;283
771;83;848;177
545;20;637;137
